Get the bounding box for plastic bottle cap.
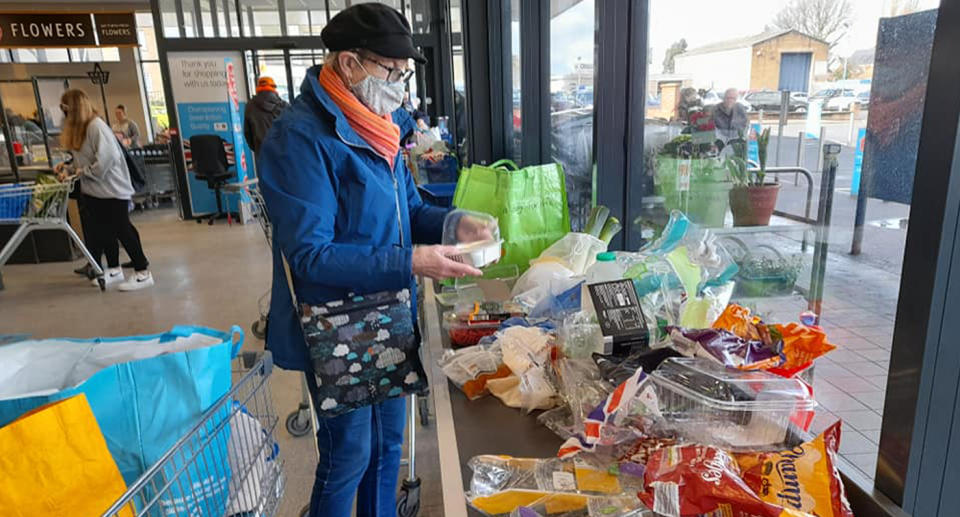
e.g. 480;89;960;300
596;252;615;262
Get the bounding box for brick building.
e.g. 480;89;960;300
674;29;829;93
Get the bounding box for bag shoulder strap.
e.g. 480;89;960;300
279;250;299;309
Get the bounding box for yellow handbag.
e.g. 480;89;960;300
0;394;133;517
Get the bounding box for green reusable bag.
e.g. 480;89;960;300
453;159;571;271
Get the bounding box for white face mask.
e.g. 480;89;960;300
349;57;405;116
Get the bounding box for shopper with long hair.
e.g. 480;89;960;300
56;89;154;291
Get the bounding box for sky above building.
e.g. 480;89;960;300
543;0;941;77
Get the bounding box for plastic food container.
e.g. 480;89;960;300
444;300;526;348
650;357;816;450
445;317;502;348
455;239;502;268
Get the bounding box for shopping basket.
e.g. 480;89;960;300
101;351;285;517
0;177;105;289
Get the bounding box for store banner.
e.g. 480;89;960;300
0;13;96;48
851;128;866;196
93;13;138;47
168;51;253;218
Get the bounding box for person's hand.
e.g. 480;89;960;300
54;163;69;181
456;215;497;244
412;245;482;280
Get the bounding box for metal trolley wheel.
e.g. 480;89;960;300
397;478;422;517
285;407;312;437
251;316;267;340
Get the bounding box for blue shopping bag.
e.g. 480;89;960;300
0;325;241;494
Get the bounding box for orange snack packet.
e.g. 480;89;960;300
766;322;837;378
737;421;854;517
713;304;765;341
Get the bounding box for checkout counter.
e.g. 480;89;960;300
418;279;904;517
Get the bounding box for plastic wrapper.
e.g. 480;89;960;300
520;366;560;413
666;327;784;371
559;312;604;359
558;368;661;459
438;344;512;400
467;455;647;516
555;359;615;434
591;347;683;386
511;495;652;517
513;262;580;315
712;305;837;377
737;421;854;517
499;326;553;376
637;445;813;517
538;406;578;440
529;278;585;321
445;301;527;348
533;232;608;276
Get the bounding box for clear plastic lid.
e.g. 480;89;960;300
442;209;501;246
651;357;815;411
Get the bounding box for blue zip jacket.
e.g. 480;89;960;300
258;64;448;371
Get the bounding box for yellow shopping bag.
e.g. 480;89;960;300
0;394;134;517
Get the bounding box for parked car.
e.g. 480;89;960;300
701;89;753;112
744;90;808;113
857;90;870;109
791;91;809;102
811;88;858;111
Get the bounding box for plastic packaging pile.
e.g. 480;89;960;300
437;210;853;517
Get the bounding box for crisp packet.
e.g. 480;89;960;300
667;327;784;371
766;322;837;378
737;421;854;517
637;445;815;517
712;304;769;343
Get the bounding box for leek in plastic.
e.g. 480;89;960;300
599;216;622;245
584;205;610;237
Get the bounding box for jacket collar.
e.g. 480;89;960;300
301;64;376;151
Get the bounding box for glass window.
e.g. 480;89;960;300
550;0;595;231
11;49;39;63
220;0;240;37
159;0;181;38
642;0;943;487
0;82;49;166
253;50;292;102
240;1;282;36
509;0;521;164
407;0;432;34
0;50;10;63
286;0;327;36
136;12;160;61
141;62;170;138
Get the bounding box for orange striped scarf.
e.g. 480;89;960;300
318;64;400;168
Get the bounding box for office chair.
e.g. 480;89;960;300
189;134;233;225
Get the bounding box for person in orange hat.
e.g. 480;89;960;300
243;76;289;158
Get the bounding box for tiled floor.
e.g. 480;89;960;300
743;232;899;483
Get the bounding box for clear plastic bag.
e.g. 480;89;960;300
467;455;649;516
499;326;553;376
438;343;512;400
534;232;607;275
509;495;653;517
559;311;604;359
555;358;615;433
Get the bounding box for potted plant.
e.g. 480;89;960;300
727;128;780;226
654;134;733;228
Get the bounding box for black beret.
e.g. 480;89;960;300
321;3;426;64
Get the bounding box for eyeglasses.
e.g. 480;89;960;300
354;51;414;83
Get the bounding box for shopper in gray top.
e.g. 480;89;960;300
56;89;154;291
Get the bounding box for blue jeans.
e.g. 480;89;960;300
306;376;407;517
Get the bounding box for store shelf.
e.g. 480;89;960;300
703;214;816;236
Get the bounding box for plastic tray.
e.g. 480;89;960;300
650;357;815;450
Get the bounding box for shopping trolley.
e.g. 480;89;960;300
101;351;285;517
245;181;425;517
0;177;105;289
